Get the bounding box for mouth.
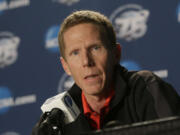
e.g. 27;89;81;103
84;74;99;79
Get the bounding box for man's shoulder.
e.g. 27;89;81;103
131;70;159;83
118;65;161;87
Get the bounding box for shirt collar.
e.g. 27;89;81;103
81;89;115;115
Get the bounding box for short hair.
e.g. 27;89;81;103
58;10;117;59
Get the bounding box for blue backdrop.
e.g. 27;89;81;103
0;0;180;135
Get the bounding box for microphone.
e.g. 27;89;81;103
41;91;80;124
40;108;65;135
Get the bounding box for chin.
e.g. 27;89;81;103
83;87;104;96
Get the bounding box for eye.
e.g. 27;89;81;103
92;45;101;51
72;50;79;55
70;49;79;56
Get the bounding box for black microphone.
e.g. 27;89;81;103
32;108;65;135
43;108;65;135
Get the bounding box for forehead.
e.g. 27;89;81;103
64;23;100;36
63;23;102;45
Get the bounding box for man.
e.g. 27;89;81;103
32;10;180;135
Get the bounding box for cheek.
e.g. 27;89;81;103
68;63;82;80
67;58;81;69
96;56;109;76
102;54;115;76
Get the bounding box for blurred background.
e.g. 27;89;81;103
0;0;180;135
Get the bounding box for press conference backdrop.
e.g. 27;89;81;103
0;0;180;135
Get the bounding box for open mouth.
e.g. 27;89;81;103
84;74;99;79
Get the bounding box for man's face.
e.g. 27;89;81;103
61;23;117;97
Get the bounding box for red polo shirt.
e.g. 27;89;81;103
81;90;115;130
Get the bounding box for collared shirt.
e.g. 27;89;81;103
81;90;115;130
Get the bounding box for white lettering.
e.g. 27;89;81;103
1;131;20;135
54;0;80;6
153;70;168;78
178;13;180;23
0;94;36;109
110;4;149;41
0;97;14;109
9;0;30;9
45;38;58;48
0;1;8;11
15;94;36;106
0;37;19;68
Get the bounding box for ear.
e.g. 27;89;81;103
114;43;121;64
60;57;72;76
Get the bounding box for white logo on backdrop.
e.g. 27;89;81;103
110;4;149;41
1;131;20;135
153;69;168;78
58;72;74;93
177;3;180;23
53;0;80;6
0;32;20;68
0;0;30;12
0;94;37;110
45;25;59;53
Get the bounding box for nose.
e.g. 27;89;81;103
81;50;94;67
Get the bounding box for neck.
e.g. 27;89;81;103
83;88;112;114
